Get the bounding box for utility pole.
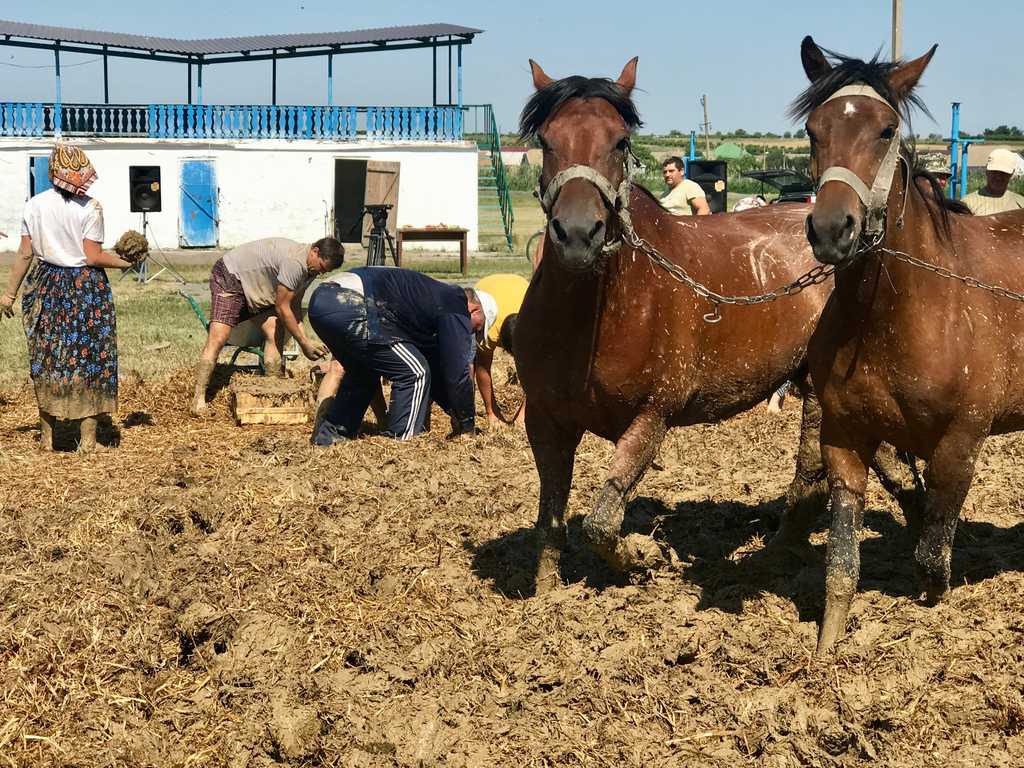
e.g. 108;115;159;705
700;94;711;155
892;0;902;60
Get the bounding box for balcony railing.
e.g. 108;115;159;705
0;102;465;142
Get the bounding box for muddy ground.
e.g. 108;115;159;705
2;357;1024;767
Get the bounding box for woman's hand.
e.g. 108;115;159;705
1;293;15;319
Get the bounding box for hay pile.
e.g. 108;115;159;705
1;354;1024;765
113;229;149;264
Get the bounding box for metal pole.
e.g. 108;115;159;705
102;45;109;104
456;44;462;109
197;57;203;105
327;53;333;106
689;130;696;161
891;0;903;60
447;36;452;105
432;40;437;106
701;95;711;155
949;102;961;198
187;56;192;104
272;49;277;105
960;142;970;200
54;41;62;136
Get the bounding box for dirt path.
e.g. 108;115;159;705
1;361;1023;766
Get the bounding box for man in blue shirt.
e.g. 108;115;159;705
307;267;484;445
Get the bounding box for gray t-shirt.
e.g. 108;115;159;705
222;238;312;311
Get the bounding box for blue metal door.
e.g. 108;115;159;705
179;159;218;247
30;156;52;196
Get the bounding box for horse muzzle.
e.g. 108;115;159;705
547;214;608;272
806;207;862;266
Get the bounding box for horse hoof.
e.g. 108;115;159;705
816;595;854;656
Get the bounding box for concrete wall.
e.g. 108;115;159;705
0;137;479;251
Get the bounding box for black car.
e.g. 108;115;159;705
741;169;816;204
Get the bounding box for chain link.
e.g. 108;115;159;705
877;246;1024;304
619;221;836;323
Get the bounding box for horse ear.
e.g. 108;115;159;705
888;44;937;100
529;60;554;90
615;57;638;94
800;36;832;82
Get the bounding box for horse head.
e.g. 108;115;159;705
521;58;641;272
794;36;936;265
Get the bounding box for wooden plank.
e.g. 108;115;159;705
363;160;400;241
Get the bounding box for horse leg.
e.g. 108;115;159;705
870;444;925;537
915;432;983;605
582;409;667;574
760;384;827;567
817;422;879;656
526;407;581;596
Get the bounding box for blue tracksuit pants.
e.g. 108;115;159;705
308;283;431;444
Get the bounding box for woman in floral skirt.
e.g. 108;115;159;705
1;143;134;451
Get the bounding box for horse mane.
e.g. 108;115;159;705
519;75;643;139
787;46;930;124
789;45;971;235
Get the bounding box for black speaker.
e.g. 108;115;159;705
129;165;162;213
686;159;728;214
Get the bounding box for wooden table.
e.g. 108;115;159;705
395;227;470;275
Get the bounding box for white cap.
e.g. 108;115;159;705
986;148;1020;175
476;289;498;342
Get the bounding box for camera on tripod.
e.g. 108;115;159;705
362;203;397;266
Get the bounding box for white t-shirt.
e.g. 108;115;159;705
21;189;104;268
324;271;364;295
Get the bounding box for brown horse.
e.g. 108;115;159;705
514;59;920;594
795;37;1024;653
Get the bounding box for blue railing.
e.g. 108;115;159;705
0;102;465;142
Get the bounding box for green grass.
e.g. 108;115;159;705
0;253;535;389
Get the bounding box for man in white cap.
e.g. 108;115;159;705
963;148;1024;215
473;273;530;428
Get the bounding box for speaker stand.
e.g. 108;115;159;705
135;212;187;285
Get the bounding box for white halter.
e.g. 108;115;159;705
816;84;905;236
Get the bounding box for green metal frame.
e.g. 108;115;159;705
471;104;515;251
178;289;265;373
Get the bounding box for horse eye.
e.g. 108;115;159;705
615;137;628;152
880;125;896;140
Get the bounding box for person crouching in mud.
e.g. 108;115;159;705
307;266;484;445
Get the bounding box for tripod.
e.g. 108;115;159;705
363;204;397;267
122;212;188;284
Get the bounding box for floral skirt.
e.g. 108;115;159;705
22;262;118;419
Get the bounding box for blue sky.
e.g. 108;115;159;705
1;1;1020;136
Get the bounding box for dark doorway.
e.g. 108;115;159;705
334;159;368;243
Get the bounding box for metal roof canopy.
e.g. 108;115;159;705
0;20;480;63
0;19;480;108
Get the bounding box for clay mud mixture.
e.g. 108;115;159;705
0;353;1023;766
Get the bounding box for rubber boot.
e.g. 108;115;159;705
191;359;216;416
78;416;97;452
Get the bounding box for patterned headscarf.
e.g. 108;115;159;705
49;142;97;195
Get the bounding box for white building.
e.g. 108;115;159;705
0;136;480;251
0;20;513;256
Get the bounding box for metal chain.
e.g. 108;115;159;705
878;246;1024;303
617;214;836;323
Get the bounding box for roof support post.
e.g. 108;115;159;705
272;49;277;105
456;43;462;110
102;45;109;104
53;41;62;136
447;35;452;105
197;56;204;105
327;52;333;106
187;55;192;104
431;39;437;107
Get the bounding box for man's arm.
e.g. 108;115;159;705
437;313;476;435
275;284;326;360
474;350;506;425
1;236;34;318
691;195;712;216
